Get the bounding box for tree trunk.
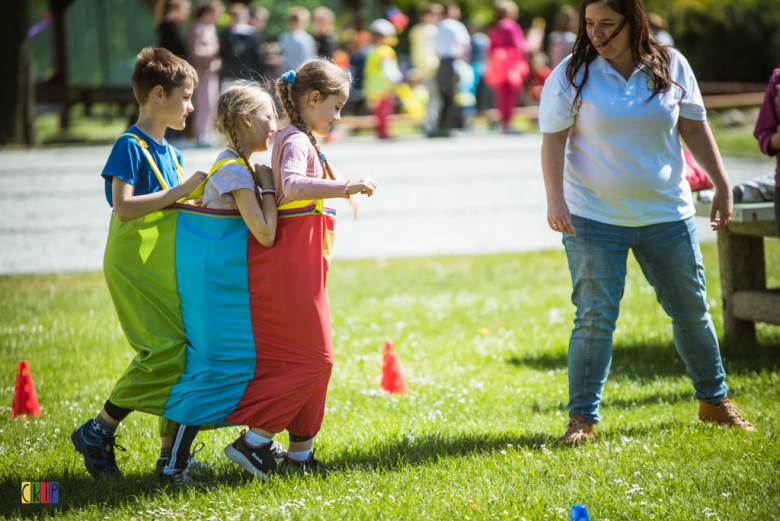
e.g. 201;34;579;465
0;0;35;145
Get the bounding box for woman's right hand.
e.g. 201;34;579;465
253;164;274;190
547;197;576;236
346;176;378;197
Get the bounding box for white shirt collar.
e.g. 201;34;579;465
591;55;646;79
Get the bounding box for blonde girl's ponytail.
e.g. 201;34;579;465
276;59;360;218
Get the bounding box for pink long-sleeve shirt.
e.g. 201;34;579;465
488;18;526;56
272;125;349;207
754;68;780;187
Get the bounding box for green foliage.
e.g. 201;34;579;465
662;0;780;82
1;244;779;519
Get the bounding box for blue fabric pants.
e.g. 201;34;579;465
563;215;728;424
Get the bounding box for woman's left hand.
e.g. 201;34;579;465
710;186;733;230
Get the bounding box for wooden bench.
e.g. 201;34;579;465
696;202;779;345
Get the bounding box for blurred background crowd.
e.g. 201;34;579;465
4;0;780;146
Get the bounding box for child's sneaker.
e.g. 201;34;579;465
282;449;325;473
224;432;285;481
158;468;196;487
71;419;126;477
156;442;207;478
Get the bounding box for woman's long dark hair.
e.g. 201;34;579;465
566;0;679;108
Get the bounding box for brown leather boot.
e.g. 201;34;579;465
557;416;595;444
699;399;757;432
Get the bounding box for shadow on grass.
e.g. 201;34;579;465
327;429;556;473
0;430;562;518
507;338;780;380
0;467;260;520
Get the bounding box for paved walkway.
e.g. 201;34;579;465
0;133;774;274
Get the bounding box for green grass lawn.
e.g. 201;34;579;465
1;243;779;520
710;125;765;158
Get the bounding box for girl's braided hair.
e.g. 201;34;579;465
275;58;359;217
215;80;277;188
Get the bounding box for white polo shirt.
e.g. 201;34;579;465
539;49;706;227
435;19;471;59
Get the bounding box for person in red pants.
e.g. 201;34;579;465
485;0;528;133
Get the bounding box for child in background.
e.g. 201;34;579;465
71;47;206;478
225;58;377;478
160;82;281;482
156;0;190;59
526;52;551;104
313;7;338;59
547;5;576;69
753;68;780;236
409;3;443;134
279;7;317;72
363;19;403;140
407;68;430;110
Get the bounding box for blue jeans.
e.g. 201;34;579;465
563;215;728;424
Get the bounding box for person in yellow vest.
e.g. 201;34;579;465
363;19;403;140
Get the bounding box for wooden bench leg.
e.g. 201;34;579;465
717;226;766;347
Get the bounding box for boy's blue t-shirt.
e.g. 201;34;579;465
101;126;184;207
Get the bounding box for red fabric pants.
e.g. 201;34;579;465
225;210;336;438
493;83;520;130
374;95;395;139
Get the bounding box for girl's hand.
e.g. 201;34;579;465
547;197;576;236
775;85;780;107
253;164;274;190
346;176;378;197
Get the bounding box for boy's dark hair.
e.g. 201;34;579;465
131;47;198;105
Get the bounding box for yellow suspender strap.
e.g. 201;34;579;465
171;146;184;185
278;199;323;213
186;157;247;200
121;133;186;202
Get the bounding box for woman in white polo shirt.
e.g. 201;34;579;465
539;0;756;443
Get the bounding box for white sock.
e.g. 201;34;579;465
286;449;311;462
244;430;273;447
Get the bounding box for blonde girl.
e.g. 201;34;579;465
159;81;282;483
200;80;278;244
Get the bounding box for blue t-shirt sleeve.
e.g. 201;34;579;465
101;137;145;186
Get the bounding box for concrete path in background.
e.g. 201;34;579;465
0;132;775;274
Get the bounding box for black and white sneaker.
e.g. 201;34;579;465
282;449;325;473
224;432;285;481
156;442;207;478
158;468;196;487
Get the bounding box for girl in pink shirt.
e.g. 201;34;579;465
220;58;377;480
485;0;528;133
273;61;377;211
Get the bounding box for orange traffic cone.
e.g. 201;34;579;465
11;361;41;418
381;341;408;394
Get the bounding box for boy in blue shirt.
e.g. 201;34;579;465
72;47;206;478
